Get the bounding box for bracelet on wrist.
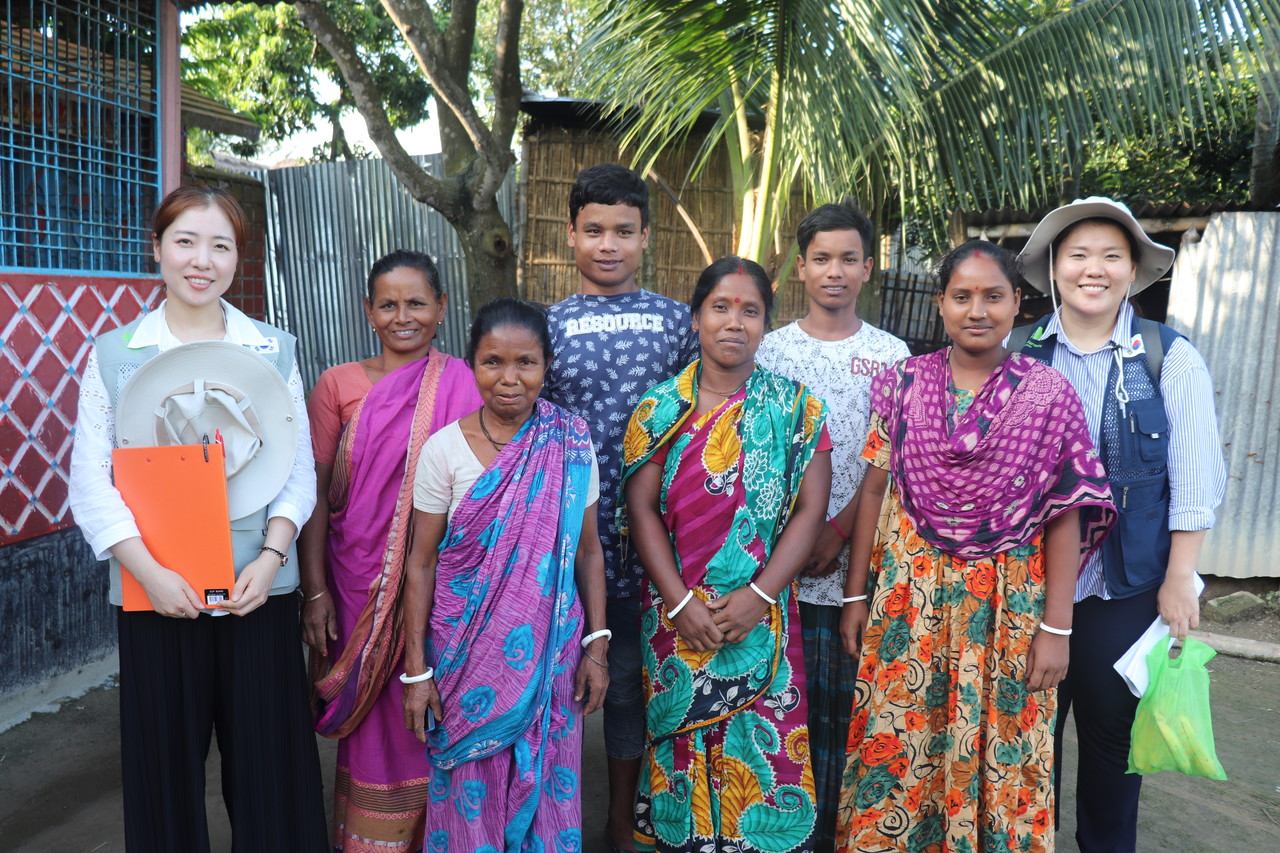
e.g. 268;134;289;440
581;629;613;649
666;589;695;619
1038;622;1072;636
399;668;435;684
828;517;850;542
841;594;868;604
259;545;288;566
748;582;776;605
304;589;328;602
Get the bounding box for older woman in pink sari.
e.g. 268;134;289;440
300;250;480;852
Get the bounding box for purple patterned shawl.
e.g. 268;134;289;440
872;348;1115;562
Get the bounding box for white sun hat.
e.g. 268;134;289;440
114;341;298;519
1018;196;1176;296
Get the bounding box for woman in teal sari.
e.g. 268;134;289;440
620;257;833;853
400;298;609;852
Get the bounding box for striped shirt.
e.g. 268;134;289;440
1038;304;1227;601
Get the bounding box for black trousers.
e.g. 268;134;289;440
1053;587;1159;853
118;594;328;853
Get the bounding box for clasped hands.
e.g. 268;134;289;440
670;586;772;652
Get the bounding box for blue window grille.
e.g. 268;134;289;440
1;0;160;274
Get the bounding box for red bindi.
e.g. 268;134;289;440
734;297;741;303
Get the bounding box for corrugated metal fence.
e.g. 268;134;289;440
1167;212;1280;579
258;155;516;387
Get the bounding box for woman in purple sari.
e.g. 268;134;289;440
401;298;610;852
301;250;481;851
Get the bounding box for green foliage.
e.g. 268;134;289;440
183;3;431;160
476;0;593;98
583;0;1278;259
1263;588;1280;613
1079;78;1257;205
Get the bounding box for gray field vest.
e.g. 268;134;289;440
94;317;301;607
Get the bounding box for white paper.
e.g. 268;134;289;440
1112;573;1205;697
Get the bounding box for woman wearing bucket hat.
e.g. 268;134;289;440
300;250;480;852
68;186;327;851
1013;198;1227;853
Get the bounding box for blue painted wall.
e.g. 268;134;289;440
0;528;114;697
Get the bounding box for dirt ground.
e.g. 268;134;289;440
1;582;1276;852
1199;575;1280;645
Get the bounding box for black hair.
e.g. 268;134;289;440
465;297;553;366
690;256;774;324
935;240;1024;293
568;164;649;229
1049;216;1142;262
365;249;444;302
796;202;875;259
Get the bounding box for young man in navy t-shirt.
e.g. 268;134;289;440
544;164;698;851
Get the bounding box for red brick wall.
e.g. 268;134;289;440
0;274;162;544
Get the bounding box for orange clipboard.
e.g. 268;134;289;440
111;443;236;611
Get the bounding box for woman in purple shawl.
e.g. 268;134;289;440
401;298;609;852
301;250;481;851
835;243;1116;853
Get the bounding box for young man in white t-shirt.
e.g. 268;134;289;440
755;202;909;852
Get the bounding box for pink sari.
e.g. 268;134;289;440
315;350;480;852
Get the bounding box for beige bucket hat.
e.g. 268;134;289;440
1018;196;1176;296
115;341;298;519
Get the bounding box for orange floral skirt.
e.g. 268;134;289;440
836;482;1056;853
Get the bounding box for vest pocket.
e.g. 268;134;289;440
1128;398;1169;464
1111;477;1171;594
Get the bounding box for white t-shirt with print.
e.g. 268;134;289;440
755;320;910;606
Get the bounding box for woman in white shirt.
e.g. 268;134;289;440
68;186;326;852
400;298;608;850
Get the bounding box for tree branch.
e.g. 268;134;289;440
295;0;459;215
442;0;478;75
490;0;524;154
378;0;508;172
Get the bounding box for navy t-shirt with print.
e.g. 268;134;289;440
544;290;699;598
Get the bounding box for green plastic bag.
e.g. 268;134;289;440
1127;635;1227;779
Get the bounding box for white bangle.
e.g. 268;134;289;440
581;629;613;649
666;589;695;619
748;582;775;605
1039;622;1073;636
841;594;868;603
399;668;435;683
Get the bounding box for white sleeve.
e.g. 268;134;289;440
67;348;140;559
1161;338;1227;531
587;443;600;505
265;360;317;535
413;428;454;515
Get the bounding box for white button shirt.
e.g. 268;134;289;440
68;300;316;560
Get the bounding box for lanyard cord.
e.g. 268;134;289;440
1112;343;1130;418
